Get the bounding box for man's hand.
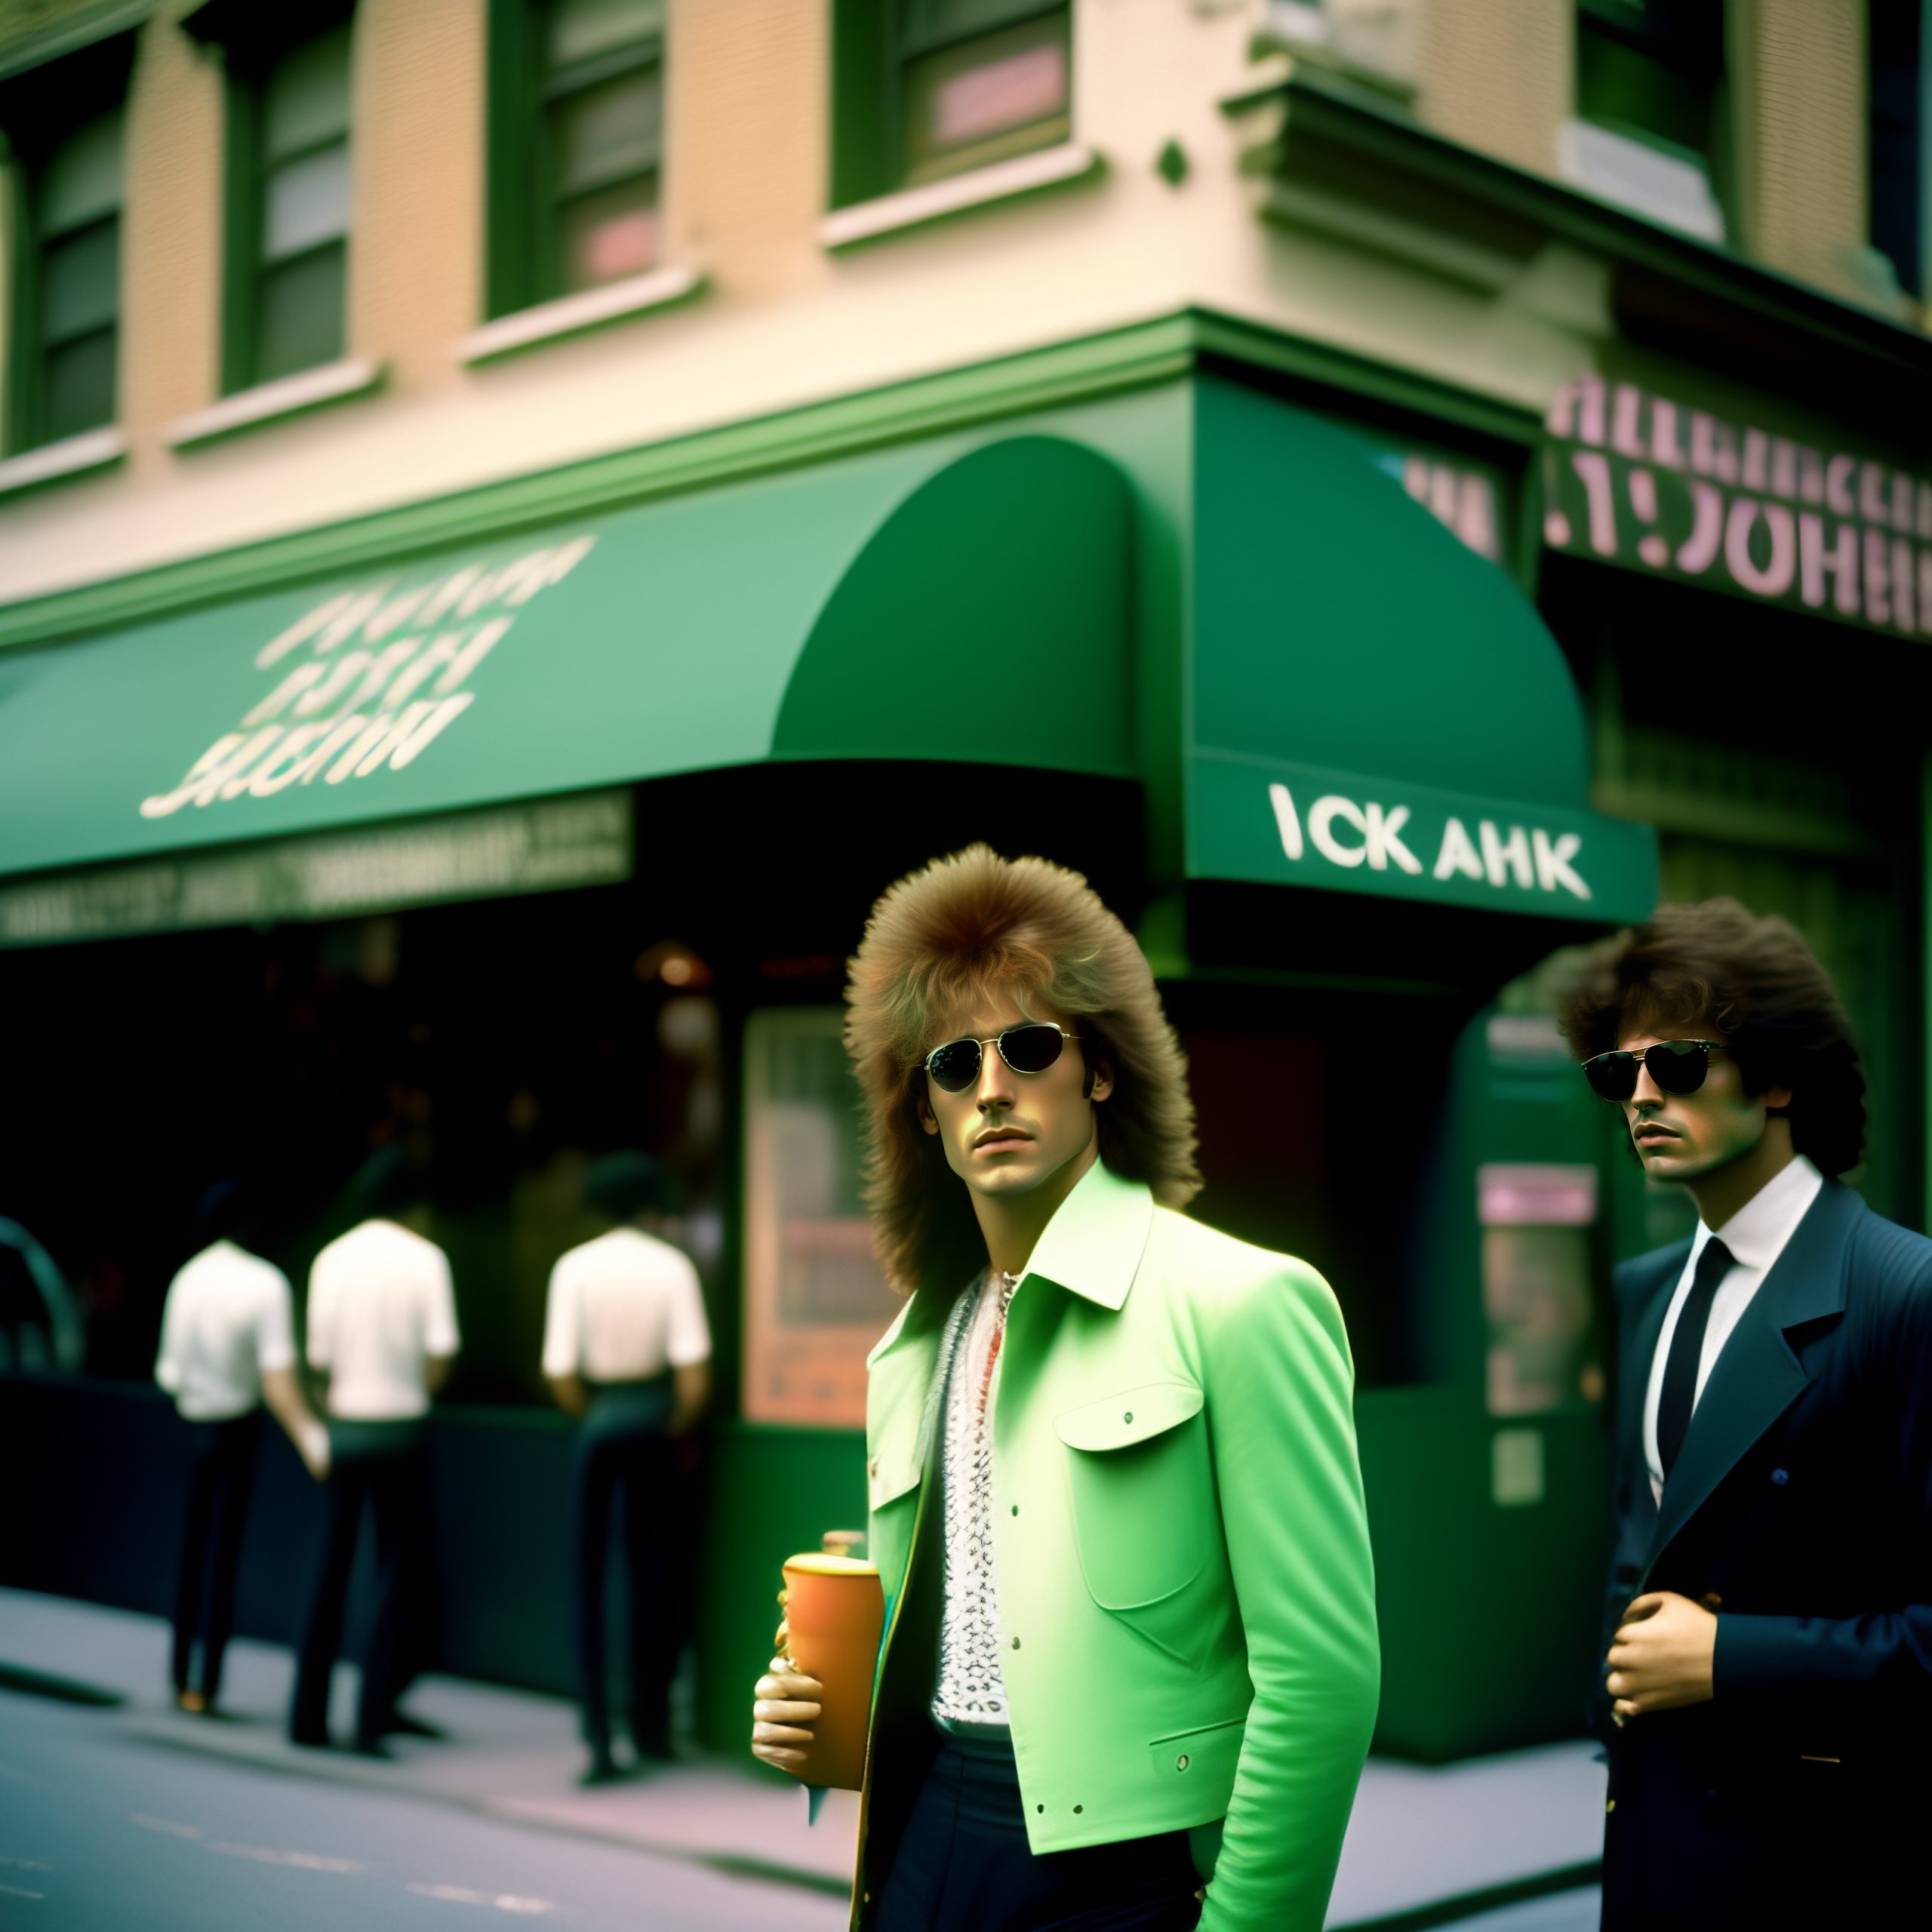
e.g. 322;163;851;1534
1606;1590;1717;1721
750;1657;823;1774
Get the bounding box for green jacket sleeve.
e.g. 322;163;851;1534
1197;1263;1380;1932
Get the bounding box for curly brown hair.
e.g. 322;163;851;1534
844;846;1201;1294
1558;897;1866;1177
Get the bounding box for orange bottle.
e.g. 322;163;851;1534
776;1531;884;1792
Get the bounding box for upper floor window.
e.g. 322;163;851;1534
183;0;355;392
1564;1;1728;243
832;0;1071;208
487;0;664;318
23;109;125;446
0;34;133;454
240;23;354;387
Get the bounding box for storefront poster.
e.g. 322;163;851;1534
1542;376;1932;638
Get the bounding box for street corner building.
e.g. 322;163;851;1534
1;0;1927;1857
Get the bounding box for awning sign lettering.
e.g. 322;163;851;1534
1268;783;1592;900
1185;750;1659;924
137;536;597;820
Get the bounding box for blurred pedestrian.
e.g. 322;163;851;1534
0;1214;83;1374
544;1152;711;1783
156;1181;329;1715
289;1149;458;1755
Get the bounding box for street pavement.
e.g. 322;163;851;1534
0;1588;1601;1930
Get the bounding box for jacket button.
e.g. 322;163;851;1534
1176;1754;1189;1770
868;1456;878;1477
1036;1804;1044;1814
1771;1468;1789;1486
1073;1804;1083;1814
1606;1799;1615;1814
1011;1504;1019;1515
1011;1637;1020;1650
1124;1411;1134;1423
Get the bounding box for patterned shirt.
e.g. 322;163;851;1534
930;1268;1017;1731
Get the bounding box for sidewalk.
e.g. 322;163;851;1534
0;1586;1602;1928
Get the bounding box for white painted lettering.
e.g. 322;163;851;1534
1860;463;1893;527
292;651;374;718
1893;540;1916;632
1650;400;1685;470
1611;386;1645;459
1268;783;1304;861
139;735;251;817
1479;822;1533;890
1740;427;1767;491
217;729;288;800
1433;817;1484;883
242;661;328;727
255;594;355;670
1309;796;1369;868
1532;829;1590;900
245;723;332;797
1364;803;1423;875
1798;515;1859;615
1798;448;1826;505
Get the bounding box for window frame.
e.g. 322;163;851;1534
830;0;1073;211
0;32;135;456
485;0;667;322
183;0;357;397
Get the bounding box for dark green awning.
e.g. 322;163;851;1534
1182;378;1657;921
0;384;1653;930
0;435;1133;884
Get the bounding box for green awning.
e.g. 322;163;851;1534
0;382;1652;931
0;435;1134;882
1183;377;1657;922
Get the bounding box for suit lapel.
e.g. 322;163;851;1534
1643;1182;1859;1580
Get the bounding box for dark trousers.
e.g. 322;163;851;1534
170;1411;260;1703
877;1732;1203;1932
571;1383;674;1753
289;1420;430;1747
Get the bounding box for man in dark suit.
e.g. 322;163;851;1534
1561;898;1932;1930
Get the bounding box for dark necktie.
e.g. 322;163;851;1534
1657;1237;1734;1482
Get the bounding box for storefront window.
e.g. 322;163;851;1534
741;1007;897;1428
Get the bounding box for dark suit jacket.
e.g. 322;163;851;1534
1597;1180;1932;1930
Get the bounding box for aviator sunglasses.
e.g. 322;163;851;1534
924;1023;1079;1094
1582;1038;1726;1105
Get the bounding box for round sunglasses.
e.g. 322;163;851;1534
924;1023;1079;1094
1582;1038;1726;1104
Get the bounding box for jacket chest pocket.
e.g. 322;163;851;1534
1055;1383;1212;1614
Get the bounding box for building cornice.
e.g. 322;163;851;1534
0;305;1541;654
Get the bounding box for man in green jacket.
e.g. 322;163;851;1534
752;847;1378;1931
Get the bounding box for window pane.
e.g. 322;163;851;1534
256;244;346;383
552;65;661;196
40;219;119;344
558;174;658;289
42;328;117;441
905;14;1069;180
264;142;352;260
1577;23;1712;159
265;23;352;163
39;109;124;237
546;0;665;69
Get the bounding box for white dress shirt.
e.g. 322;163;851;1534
306;1219;460;1420
1643;1155;1824;1503
540;1226;710;1383
155;1241;297;1422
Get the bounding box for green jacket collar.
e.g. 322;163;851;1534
1021;1155;1155;1312
868;1156;1157;1369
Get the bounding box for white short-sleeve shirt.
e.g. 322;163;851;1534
155;1241;297;1423
306;1219;460;1420
541;1227;711;1384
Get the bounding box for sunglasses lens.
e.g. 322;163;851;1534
927;1039;982;1093
1585;1054;1638;1103
999;1024;1067;1075
1648;1041;1711;1095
